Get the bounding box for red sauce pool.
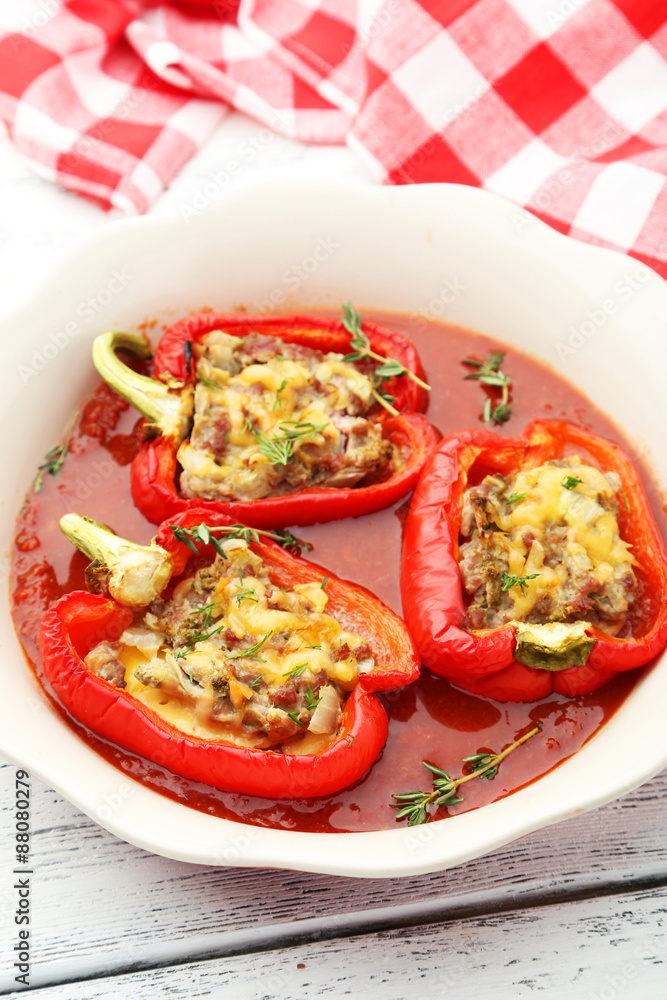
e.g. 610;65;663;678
10;314;663;833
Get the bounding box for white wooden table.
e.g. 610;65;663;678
1;58;666;997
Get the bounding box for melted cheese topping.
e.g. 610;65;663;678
177;340;374;486
493;459;636;619
93;540;371;750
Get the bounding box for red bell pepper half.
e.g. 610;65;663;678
40;507;420;798
94;312;438;528
400;420;667;701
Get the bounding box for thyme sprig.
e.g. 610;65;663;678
506;490;526;504
304;685;322;711
561;475;583;490
392;724;542;826
249;420;328;466
189;598;224;629
341;303;431;416
169;522;312;556
174;622;227;658
226;632;272;661
34;444;69;492
34;410;80;492
500;571;541;595
283;662;309;679
463;351;512;424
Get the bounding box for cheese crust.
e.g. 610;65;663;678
176;331;397;501
458;457;638;636
84;539;375;751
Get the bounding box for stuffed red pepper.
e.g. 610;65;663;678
401;419;667;701
92;308;437;528
40;508;420;798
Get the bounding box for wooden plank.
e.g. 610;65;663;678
4;884;667;999
1;760;667;990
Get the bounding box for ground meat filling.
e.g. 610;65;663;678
458;457;638;636
176;331;397;501
84;539;376;750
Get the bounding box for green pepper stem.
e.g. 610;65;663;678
60;513;173;608
92;332;193;444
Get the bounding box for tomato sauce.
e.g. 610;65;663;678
10;314;664;833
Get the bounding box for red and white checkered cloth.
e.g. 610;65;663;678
1;0;666;275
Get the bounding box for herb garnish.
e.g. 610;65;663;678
283;662;309;678
506;491;526;504
341;303;430;416
619;487;630;513
462;351;512;424
250;420;328;466
500;571;541;595
198;376;221;390
169;522;312;555
189;598;224;629
226;632;273;661
174;622;227;658
287;711;304;726
561;475;583;490
34;443;69;492
391;724;542;825
273;378;288;413
320;576;328;590
304;685;322;711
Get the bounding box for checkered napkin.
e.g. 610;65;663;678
1;1;666;276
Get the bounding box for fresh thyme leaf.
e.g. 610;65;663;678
500;571;541;595
287;711;304;726
251;421;328;466
248;676;263;688
464;350;512;426
34;443;69;493
346;734;355;747
321;576;328;590
226;632;273;661
619;487;630;513
492;403;512;423
272;528;313;552
174;622;227;658
506;491;526;504
304;685;322;711
188;670;194;684
391;724;542;825
482;397;492;424
198;376;221;390
273;378;288;412
374;358;409;380
169;522;311;555
561;475;583;490
340;302;431;416
283;662;308;678
234;586;258;606
189;598;224;629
